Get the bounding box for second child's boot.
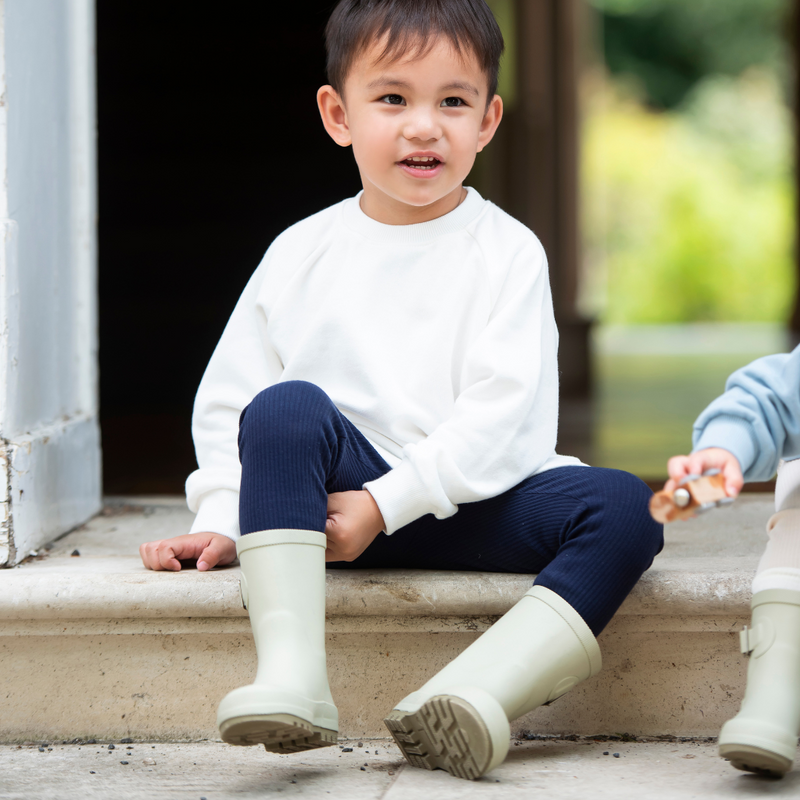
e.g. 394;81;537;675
216;529;338;752
718;582;800;776
384;585;601;780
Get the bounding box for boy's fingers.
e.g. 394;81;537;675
325;517;361;562
157;544;182;571
687;448;743;497
667;449;743;499
324;518;341;561
667;455;691;483
723;462;744;497
140;534;235;571
196;546;218;571
197;537;236;571
687;452;715;477
140;541;171;571
324;537;341;562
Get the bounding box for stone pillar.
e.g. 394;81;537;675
478;0;590;396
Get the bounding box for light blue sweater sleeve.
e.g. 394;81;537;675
692;344;800;481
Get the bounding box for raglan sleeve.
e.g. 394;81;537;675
692;344;800;482
185;254;284;540
364;234;564;534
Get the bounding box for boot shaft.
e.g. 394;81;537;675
237;530;330;692
739;589;800;733
409;585;601;721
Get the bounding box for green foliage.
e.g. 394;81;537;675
588;0;789;109
582;72;795;324
485;0;517;107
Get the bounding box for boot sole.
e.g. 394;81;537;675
384;695;493;780
220;713;338;753
719;742;793;777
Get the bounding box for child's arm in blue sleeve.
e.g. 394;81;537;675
692;344;800;481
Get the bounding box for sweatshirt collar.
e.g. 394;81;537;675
342;187;485;243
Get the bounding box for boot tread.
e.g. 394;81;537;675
220;713;337;752
384;695;492;781
719;742;793;777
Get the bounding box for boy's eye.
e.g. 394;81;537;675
380;94;405;106
441;97;465;108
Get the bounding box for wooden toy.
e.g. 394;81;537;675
649;469;734;524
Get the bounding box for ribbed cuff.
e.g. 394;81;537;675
188;488;240;541
693;415;757;476
752;566;800;595
364;461;456;535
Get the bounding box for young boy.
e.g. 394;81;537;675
139;0;662;781
664;345;800;777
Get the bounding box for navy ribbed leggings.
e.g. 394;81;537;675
238;381;663;635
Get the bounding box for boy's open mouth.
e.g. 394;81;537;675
400;156;442;171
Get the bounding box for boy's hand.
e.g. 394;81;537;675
139;532;237;572
665;447;744;498
325;490;385;562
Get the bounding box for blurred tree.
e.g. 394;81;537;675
582;72;795;324
589;0;790;108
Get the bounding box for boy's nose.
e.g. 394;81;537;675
403;110;442;141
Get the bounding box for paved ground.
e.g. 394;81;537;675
2;738;800;800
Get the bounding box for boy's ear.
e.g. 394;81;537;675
317;85;352;147
477;94;503;153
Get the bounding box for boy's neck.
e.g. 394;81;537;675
359;184;468;226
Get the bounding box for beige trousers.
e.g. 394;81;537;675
752;459;800;594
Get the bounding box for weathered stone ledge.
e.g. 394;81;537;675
0;555;755;622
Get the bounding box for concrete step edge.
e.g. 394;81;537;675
1;555;754;621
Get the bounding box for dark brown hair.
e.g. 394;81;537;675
325;0;505;99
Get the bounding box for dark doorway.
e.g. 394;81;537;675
97;2;361;493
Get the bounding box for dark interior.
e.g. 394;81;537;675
97;1;361;493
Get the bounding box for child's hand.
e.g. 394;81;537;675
665;447;744;498
325;490;385;562
139;532;237;572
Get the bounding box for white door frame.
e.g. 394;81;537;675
0;0;101;566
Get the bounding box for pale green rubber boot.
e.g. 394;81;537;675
718;588;800;776
384;585;602;780
216;529;338;753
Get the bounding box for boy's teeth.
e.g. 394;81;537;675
403;156;439;169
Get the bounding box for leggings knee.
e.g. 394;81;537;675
592;469;664;565
239;381;336;454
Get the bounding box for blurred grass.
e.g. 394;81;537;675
594;353;756;476
592;324;789;478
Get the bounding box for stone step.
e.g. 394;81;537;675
0;496;773;743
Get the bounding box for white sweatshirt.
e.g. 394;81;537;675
186;188;584;540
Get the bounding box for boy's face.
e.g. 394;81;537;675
318;39;503;225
